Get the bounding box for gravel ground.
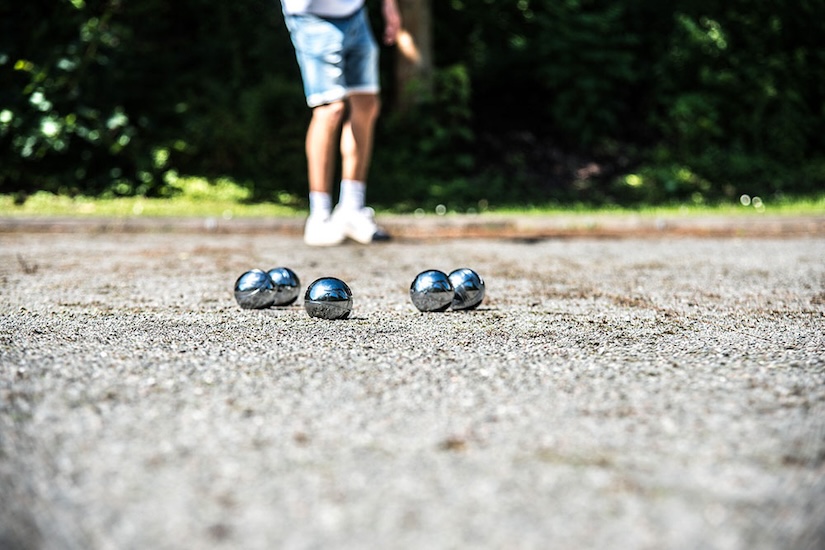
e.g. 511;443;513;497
1;229;824;550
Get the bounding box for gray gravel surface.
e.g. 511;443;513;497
1;230;824;550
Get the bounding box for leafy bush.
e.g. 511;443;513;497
1;0;823;208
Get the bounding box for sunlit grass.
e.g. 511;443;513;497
1;177;823;218
0;192;299;218
0;177;301;218
485;194;825;217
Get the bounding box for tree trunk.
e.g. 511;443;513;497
394;0;433;112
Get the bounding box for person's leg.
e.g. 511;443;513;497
307;100;346;206
333;92;390;242
340;93;380;185
283;12;349;245
331;8;390;243
302;101;349;245
337;93;380;212
286;7;388;244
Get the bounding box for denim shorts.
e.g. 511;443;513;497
284;7;380;108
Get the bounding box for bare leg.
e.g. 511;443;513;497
306;101;347;193
303;101;348;246
334;92;389;243
340;93;381;183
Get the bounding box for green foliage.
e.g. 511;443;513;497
612;161;713;205
1;0;823;208
1;0;150;195
370;64;476;209
643;0;825;200
443;0;825;206
530;3;640;146
434;0;650;147
0;0;301;199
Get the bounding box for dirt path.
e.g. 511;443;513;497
2;230;823;549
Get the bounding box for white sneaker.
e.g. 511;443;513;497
303;215;345;247
333;206;391;244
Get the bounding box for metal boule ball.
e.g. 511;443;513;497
449;268;485;310
304;277;353;320
234;269;276;309
410;269;454;312
266;267;301;306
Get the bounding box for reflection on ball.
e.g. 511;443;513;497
449;268;485;310
266;267;301;306
304;277;353;320
410;270;454;312
234;269;276;309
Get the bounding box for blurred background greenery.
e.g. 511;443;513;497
2;0;823;213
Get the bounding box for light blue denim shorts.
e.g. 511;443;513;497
284;7;380;108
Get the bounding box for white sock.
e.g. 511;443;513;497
338;179;366;211
309;191;332;219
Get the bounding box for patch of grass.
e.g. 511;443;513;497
0;192;299;218
1;177;301;218
489;194;825;218
2;177;823;218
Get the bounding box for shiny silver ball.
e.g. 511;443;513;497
304;277;353;320
449;268;485;310
266;267;301;306
410;270;454;312
234;269;276;309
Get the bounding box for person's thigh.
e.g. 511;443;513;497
341;9;379;96
285;13;348;107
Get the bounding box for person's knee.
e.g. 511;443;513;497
350;94;381;120
312;101;347;127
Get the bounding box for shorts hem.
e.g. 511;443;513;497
306;90;347;108
306;86;380;107
346;85;380;96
